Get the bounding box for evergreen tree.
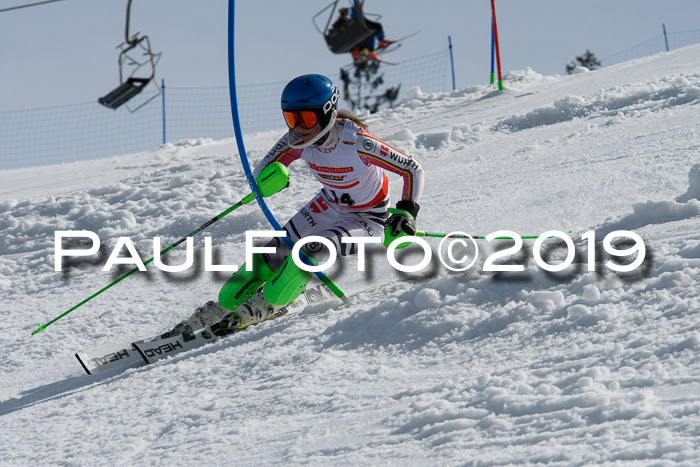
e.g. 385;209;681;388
566;50;602;74
339;63;401;114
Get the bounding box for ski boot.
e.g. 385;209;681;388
235;291;285;327
218;253;274;311
163;300;230;338
377;39;393;50
209;292;284;336
162;321;193;339
210;311;244;336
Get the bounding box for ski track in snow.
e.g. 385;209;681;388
1;44;700;465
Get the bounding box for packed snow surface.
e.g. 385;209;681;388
1;44;700;465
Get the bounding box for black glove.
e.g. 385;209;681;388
384;200;420;247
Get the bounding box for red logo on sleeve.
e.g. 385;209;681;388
309;196;329;214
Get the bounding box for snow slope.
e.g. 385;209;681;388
1;44;700;465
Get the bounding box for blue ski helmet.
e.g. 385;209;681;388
281;74;340;128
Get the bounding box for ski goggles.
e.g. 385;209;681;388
283;110;320;130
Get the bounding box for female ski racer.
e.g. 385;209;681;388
175;73;424;334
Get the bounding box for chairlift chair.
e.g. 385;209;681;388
99;0;161;112
313;0;381;54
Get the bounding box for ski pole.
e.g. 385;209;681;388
32;163;290;335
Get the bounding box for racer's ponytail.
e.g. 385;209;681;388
337;109;368;129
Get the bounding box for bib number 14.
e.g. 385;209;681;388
328;190;356;207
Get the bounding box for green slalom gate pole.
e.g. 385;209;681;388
32;163;290;335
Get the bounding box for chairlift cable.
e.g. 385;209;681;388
0;0;66;14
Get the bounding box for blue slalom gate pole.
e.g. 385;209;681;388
161;78;166;144
226;0;346;300
448;36;456;91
